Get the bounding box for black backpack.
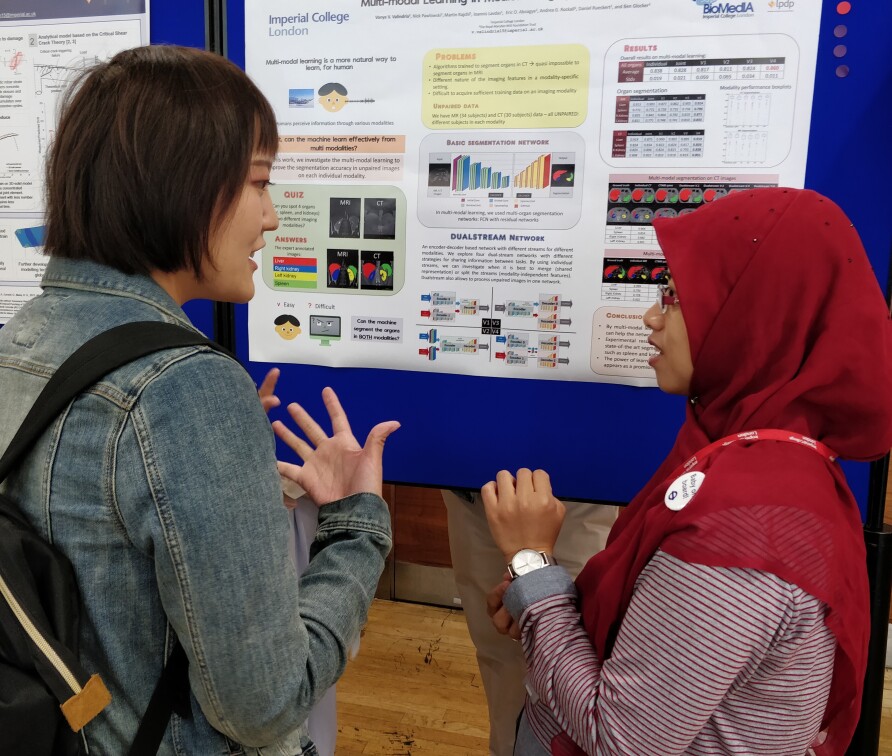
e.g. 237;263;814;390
0;321;226;755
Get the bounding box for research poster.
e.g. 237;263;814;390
0;1;148;323
246;0;821;385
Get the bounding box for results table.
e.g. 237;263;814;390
619;57;786;83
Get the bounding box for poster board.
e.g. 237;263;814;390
0;1;215;336
0;1;148;323
225;1;889;507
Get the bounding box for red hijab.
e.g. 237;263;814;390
568;188;892;755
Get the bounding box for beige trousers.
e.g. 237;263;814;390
443;490;617;756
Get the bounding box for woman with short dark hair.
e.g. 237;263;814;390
45;44;278;280
0;45;397;754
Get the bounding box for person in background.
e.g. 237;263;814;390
443;490;616;756
0;45;398;754
482;188;892;755
260;371;344;756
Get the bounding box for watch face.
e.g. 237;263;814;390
511;549;546;577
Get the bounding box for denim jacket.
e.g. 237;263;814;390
0;258;392;755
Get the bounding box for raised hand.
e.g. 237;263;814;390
272;387;399;506
481;468;565;562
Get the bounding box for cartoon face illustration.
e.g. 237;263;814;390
318;82;348;112
311;317;338;333
274;314;301;340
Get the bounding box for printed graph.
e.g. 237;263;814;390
450;153;513;193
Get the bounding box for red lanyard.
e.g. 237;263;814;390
678;429;838;477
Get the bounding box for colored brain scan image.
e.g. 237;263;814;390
607;207;631;222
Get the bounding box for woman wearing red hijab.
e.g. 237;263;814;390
482;188;892;755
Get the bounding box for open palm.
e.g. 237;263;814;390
272;387;399;506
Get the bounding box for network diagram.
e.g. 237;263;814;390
419;290;491;321
417;291;572;368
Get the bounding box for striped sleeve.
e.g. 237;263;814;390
504;550;834;755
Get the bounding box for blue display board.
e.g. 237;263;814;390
150;1;216;338
150;0;205;48
226;2;890;510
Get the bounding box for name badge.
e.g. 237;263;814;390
664;471;705;511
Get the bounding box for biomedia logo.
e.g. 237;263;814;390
693;0;756;13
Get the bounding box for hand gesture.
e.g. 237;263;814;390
481;468;565;562
272;387;399;506
487;574;520;640
257;368;281;413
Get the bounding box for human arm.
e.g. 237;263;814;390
480;468;563;643
503;551;828;755
116;352;391;747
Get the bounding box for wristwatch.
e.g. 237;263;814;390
507;548;555;580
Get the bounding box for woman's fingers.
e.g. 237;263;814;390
257;369;281;412
275;389;359;457
486;578;521;637
260;396;280;412
486;579;509;617
495;469;517;498
258;368;280;397
491;606;515;636
272;419;315;460
364;420;401;453
277;459;303;480
285;401;328;447
507;619;521;641
515;467;533;493
531;468;552;494
321;387;353;436
480;480;497;508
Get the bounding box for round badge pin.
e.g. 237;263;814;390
664;471;706;511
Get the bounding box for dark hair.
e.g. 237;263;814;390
318;82;347;96
274;314;301;326
44;45;278;276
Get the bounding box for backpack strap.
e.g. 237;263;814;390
128;641;191;756
0;320;227;753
